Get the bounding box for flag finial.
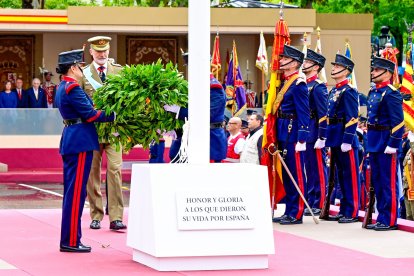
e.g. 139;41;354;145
279;1;284;19
316;26;321;39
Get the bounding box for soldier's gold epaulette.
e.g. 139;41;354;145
387;84;397;91
315;79;323;84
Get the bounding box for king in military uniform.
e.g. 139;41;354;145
365;57;404;231
325;54;360;223
54;49;115;252
302;49;328;216
271;45;310;225
80;36;126;231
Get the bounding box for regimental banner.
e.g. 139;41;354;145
127;37;177;65
176;190;254;230
0;36;34;89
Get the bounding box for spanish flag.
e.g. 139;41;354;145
262;16;290;211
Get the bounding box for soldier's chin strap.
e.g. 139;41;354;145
302;63;317;72
331;67;348;76
370;69;387;82
279;59;296;69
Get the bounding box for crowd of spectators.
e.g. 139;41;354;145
0;73;60;109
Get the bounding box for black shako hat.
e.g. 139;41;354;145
57;49;85;66
241;119;248;128
371;57;395;73
331;54;354;72
246;109;257;116
280;45;304;64
306;49;326;67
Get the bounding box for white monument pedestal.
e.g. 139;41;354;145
127;163;275;271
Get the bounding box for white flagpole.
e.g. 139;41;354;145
188;0;210;164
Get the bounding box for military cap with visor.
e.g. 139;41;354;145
280;45;304;64
88;36;111;51
57;49;85;65
331;54;354;72
305;49;326;67
371;57;395;74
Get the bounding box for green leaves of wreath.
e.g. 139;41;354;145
93;59;188;152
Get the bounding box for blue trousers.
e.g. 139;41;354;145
149;141;165;163
304;144;328;209
278;142;306;219
332;147;360;218
370;152;399;226
60;151;93;247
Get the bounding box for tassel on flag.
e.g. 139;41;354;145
380;42;400;87
255;31;269;75
211;34;221;80
314;27;327;84
345;40;357;89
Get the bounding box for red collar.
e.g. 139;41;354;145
284;71;298;81
335;79;349;89
306;74;318;83
375;81;390;89
63;76;77;82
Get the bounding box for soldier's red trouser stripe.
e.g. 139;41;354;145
316;149;326;209
295;151;305;219
390;154;397;226
349;150;358;218
69;152;85;247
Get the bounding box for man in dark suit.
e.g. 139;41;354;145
26;78;47;108
12;78;27;108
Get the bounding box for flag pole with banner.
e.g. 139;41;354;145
225;40;246;117
299;32;309;74
315;27;327;84
211;30;221;80
256;30;269;112
262;2;290;216
345;40;357;89
402;22;414;133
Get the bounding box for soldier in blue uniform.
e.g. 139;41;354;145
365;57;403;231
54;49;115;252
302;49;328;216
271;45;310;225
164;74;227;162
325;54;360;223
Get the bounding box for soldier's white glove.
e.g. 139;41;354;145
314;138;326;149
384;146;397;154
408;131;414;143
340;143;352;152
163;104;180;114
164;130;177;140
295;141;306;152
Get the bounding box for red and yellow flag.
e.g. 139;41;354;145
262;16;291;210
401;41;414;131
211;35;221;80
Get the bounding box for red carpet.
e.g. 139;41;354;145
1;209;414;276
0;148;171;183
